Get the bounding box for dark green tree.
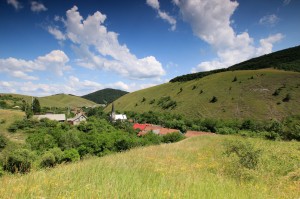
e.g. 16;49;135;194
32;98;41;114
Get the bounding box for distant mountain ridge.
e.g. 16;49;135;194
82;88;128;104
170;45;300;82
0;93;96;108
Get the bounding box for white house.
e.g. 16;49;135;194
67;113;87;125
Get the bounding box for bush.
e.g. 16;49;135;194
162;132;185;143
0;165;4;177
49;147;64;164
0;134;7;150
27;133;57;151
217;127;237;135
282;93;291;102
142;132;162;145
62;149;80;162
3;148;36;173
40;151;56;167
232;76;237;82
210;96;218;103
224;140;261;169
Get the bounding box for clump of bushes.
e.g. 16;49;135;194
224;140;261;169
157;96;177;110
162;132;185;143
3;148;36;173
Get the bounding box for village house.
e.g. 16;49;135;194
67;113;87;125
33;113;66;122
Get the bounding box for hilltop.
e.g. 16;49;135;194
82;88;128;104
106;69;300;120
0;93;97;108
170;45;300;82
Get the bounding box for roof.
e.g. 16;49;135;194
137;125;180;136
133;123;149;131
185;131;215;137
67;113;87;122
33;114;66;121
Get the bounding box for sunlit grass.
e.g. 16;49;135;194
0;135;299;198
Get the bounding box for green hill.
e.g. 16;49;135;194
170;45;300;82
106;69;300;120
82;88;128;104
0;93;97;108
1;135;299;198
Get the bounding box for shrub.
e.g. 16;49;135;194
210;96;218;103
141;97;146;102
3;148;36;173
282;93;291;102
162;132;185;143
232;76;237;82
0;165;3;177
8;124;18;133
142;132;162;145
40;151;56;167
49;147;64;164
0;134;7;150
217;127;237;135
62;149;80;162
149;99;156;104
26;133;57;151
224;140;261;169
192;85;197;90
272;89;280;96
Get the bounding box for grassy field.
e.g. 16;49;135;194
0;109;25;144
106;69;300;120
0;135;299;198
0;93;97;108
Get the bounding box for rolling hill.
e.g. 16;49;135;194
82;88;128;104
106;69;300;120
170;45;300;82
0;93;97;108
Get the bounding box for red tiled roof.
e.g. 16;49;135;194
133;123;148;131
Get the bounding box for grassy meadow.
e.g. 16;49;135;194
107;69;300;120
1;93;97;108
0;109;25;144
0;135;299;198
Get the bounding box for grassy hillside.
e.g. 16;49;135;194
0;93;97;108
170;45;300;82
82;88;128;104
106;69;300;120
0;135;299;198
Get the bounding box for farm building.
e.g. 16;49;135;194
67;113;87;125
33;114;66;122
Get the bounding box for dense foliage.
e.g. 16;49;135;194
82;88;128;104
170;45;300;82
0;108;185;174
125;111;300;141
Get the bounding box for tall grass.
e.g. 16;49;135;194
0;135;299;198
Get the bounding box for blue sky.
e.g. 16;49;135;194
0;0;299;96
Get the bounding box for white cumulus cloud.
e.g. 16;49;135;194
48;6;165;79
146;0;177;31
259;14;280;27
30;1;47;13
173;0;284;72
7;0;22;10
0;50;71;80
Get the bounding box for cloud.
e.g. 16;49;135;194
30;1;47;12
283;0;291;5
259;14;280;26
173;0;284;72
48;27;66;40
7;0;22;10
48;6;165;79
146;0;177;31
0;50;71;79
